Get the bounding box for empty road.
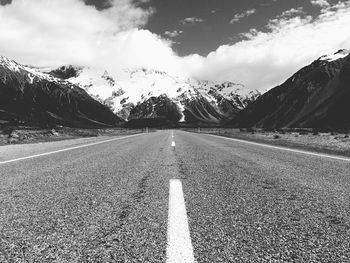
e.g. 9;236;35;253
1;130;350;262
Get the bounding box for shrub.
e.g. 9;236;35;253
299;130;308;135
247;127;256;134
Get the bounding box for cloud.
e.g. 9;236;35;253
311;0;330;8
96;29;185;74
164;30;183;38
185;1;350;91
278;7;305;18
0;0;350;94
0;0;184;74
230;8;256;24
180;17;204;25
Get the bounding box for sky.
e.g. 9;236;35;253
0;0;350;92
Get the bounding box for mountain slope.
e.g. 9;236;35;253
65;67;260;125
0;56;122;127
230;49;350;129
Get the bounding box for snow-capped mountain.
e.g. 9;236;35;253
0;56;122;127
0;54;260;127
63;67;261;124
231;49;350;128
0;56;69;85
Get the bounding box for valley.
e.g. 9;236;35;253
1;49;350;147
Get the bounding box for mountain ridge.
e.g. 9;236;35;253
63;66;261;125
230;49;350;129
0;56;122;128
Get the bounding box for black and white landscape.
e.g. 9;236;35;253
1;0;350;262
2;49;350;129
0;56;261;127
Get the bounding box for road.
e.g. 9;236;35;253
0;130;350;262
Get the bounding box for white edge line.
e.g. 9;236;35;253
190;132;350;162
0;133;144;165
166;179;195;263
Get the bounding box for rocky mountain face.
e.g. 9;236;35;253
49;65;82;80
0;56;122;128
65;67;260;126
0;55;260;128
230;49;350;129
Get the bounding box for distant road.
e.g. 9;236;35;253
1;130;350;262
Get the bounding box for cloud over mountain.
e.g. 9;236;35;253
180;17;204;25
311;0;330;8
185;1;350;91
0;0;185;74
229;8;256;24
0;0;349;92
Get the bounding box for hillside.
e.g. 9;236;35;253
230;49;350;129
64;67;260;125
0;56;122;128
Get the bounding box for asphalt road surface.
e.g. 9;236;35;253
1;130;350;262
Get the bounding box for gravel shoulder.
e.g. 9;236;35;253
0;126;145;146
182;128;350;157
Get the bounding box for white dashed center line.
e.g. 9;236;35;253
166;179;195;263
171;131;176;147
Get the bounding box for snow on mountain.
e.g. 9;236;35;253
0;56;77;87
319;49;350;62
66;66;261;122
231;49;350;128
0;55;260;125
0;56;121;127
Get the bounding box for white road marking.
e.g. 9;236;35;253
0;133;144;165
166;179;195;263
202;133;350;162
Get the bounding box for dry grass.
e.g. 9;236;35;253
183;128;350;157
0;126;145;146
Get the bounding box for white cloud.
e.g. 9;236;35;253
0;0;184;74
0;0;349;93
180;17;204;25
185;1;350;91
279;7;305;18
164;30;183;38
230;8;256;24
96;29;184;74
311;0;330;8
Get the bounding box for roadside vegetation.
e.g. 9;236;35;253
0;126;144;146
182;127;350;157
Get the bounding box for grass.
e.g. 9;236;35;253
181;127;350;157
0;126;145;146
